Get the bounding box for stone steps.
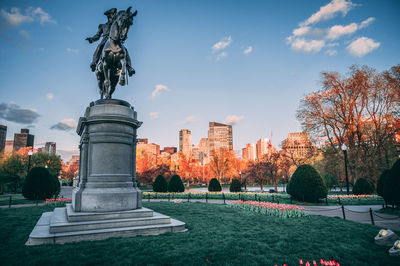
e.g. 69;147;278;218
26;205;186;245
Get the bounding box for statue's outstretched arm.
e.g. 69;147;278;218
86;25;103;43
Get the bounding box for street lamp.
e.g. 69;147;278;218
27;150;33;173
341;144;350;195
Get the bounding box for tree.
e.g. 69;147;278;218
287;164;328;202
229;178;242;192
297;65;399;184
0;154;25;193
208;178;222;192
153;175;168;192
168;174;185;192
244;161;269;191
208;148;234;182
22;167;59;200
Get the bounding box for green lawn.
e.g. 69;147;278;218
0;202;398;265
377;207;400;217
0;194;44;206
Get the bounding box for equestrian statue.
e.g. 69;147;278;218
86;7;137;99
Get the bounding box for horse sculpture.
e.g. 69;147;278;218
96;7;137;99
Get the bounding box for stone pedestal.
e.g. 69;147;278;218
26;99;186;245
72;99;142;212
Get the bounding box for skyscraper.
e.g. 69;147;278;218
44;142;56;155
281;132;314;159
0;125;6;154
13;128;34;152
208;122;233;154
256;138;272;160
179;129;191;157
242;143;256;161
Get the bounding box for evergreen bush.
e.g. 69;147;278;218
377;169;389;197
208;178;222;192
384;159;400;206
352;178;374;195
287;164;328;202
168;174;185;192
153;175;168;192
22;167;59;200
229;178;242;192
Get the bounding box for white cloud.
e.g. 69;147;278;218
346;37;380;57
325;49;338;56
243;46;253;55
149;112;159;120
216;51;227;61
46;93;54;100
293;26;311;36
30;7;55;25
360;17;375;29
212;36;232;53
224;115;244;125
183;115;195;124
303;0;356;26
66;48;79;53
0;7;55;27
326;22;358;40
50;119;77;131
291;38;325;54
151;84;170;98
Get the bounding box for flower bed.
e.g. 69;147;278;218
327;194;378;199
228;200;308;218
142;191;287;202
45;198;72;206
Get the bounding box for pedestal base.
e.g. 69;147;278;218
26;204;186;245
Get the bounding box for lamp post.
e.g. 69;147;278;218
27;150;33;173
341;144;350;195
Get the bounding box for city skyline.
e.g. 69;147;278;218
0;0;399;160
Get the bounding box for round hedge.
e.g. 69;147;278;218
353;178;374;195
168;174;185;192
229;178;242;192
208;178;222;192
377;169;389;197
22;167;60;200
383;159;400;206
287;164;328;202
153;175;168;192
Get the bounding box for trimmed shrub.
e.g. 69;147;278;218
287;164;328;202
153;175;168;192
377;169;389;198
168;174;185;192
384;159;400;206
229;178;242;192
353;178;374;195
22;167;59;200
208;178;222;192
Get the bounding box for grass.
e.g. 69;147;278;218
0;202;398;265
0;193;44;206
377;207;400;216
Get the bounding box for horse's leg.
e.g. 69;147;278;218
110;73;118;99
96;68;104;99
119;55;126;86
103;61;110;99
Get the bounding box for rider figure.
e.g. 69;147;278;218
86;8;135;76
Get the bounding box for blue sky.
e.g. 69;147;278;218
0;0;399;160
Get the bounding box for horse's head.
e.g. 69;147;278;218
113;7;137;42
